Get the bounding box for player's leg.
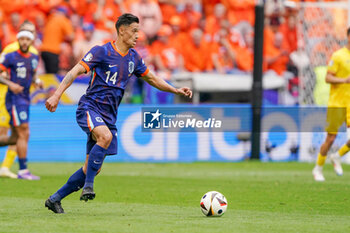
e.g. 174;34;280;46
0;126;17;178
15;123;39;180
80;125;111;201
329;128;350;176
46;163;87;214
45;154;105;213
313;133;337;181
0;126;18;146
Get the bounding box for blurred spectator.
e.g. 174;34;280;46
182;28;213;72
211;27;238;74
33;11;46;43
2;12;22;47
168;15;189;52
280;14;297;53
178;2;202;32
264;32;289;75
152;25;184;75
40;6;74;74
235;27;254;72
73;23;103;63
131;0;162;41
265;0;285;19
202;0;221;17
222;0;255;26
93;0;127;35
205;3;227;36
158;0;178;25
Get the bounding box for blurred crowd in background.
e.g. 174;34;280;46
0;0;347;104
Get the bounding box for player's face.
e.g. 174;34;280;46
18;37;33;53
122;23;139;48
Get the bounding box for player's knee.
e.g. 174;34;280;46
17;125;30;140
98;131;112;148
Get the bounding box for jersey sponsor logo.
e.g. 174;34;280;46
84;53;93;62
32;59;38;69
109;64;118;68
128;61;135;73
95;117;104;123
19;111;27;120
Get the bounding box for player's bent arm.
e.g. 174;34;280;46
325;71;350;84
54;63;86;98
0;72;24;94
141;71;192;98
46;63;86;112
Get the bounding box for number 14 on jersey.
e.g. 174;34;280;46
105;71;118;85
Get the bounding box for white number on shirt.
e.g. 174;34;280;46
16;67;26;79
105;71;118;85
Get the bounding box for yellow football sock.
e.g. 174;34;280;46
316;153;327;166
1;150;17;169
338;144;350;157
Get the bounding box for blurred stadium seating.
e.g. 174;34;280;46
4;0;347;105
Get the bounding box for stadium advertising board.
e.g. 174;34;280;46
0;105;347;163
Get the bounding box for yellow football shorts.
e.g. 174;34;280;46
325;106;348;134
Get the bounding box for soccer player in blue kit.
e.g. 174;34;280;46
0;30;42;180
45;13;192;213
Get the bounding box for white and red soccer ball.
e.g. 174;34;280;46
200;191;228;217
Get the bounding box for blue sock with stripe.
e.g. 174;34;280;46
18;158;27;170
50;167;86;202
84;144;106;189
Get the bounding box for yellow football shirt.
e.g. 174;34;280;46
327;47;350;107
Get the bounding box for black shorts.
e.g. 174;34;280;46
41;51;59;74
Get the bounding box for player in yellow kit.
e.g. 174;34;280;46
312;28;350;181
0;21;38;178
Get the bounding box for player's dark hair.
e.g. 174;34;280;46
20;20;34;28
347;27;350;37
115;13;139;34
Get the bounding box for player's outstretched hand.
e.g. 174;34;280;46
176;87;192;98
45;95;60;112
8;82;24;94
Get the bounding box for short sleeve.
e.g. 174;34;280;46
133;51;149;78
328;53;339;74
79;46;106;73
0;53;11;71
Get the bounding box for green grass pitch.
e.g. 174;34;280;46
0;162;350;233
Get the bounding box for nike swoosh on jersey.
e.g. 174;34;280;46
109;64;118;67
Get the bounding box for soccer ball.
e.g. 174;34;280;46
200;191;227;217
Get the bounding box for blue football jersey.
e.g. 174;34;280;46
78;41;149;125
0;50;39;105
